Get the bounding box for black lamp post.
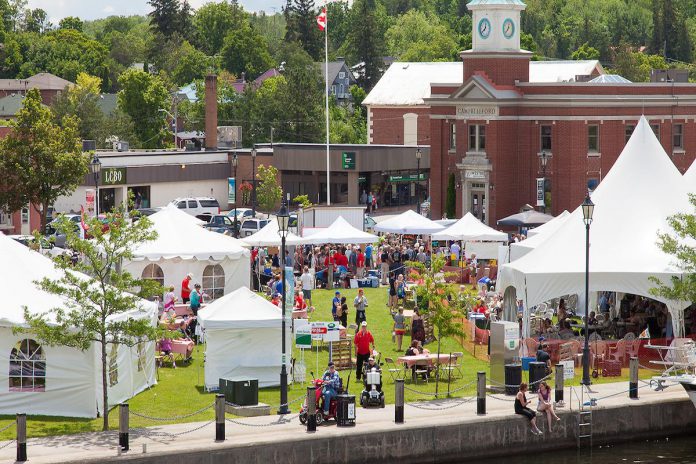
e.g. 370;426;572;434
231;153;239;237
416;148;422;214
251;147;257;216
540;151;548;213
90;154;102;215
276;199;290;415
581;195;595;386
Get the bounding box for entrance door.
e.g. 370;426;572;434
470;190;486;223
99;188;115;214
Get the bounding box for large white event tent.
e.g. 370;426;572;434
509;211;571;261
685;159;696;187
0;232;157;418
243;220;306;247
304;216;378;244
197;287;290;389
123;207;250;297
432;212;508;242
526;210;570;238
498;117;691;337
374;209;445;235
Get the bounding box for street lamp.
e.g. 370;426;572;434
276;199;290;415
581;195;595;387
251;147;257;215
540;151;549;213
231;153;239;237
416;148;422;214
90;154;102;215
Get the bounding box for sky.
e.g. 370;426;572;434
28;0;286;23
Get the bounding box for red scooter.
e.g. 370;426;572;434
299;372;349;426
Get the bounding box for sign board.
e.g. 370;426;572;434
85;189;95;217
560;360;575;380
456;105;499;118
310;322;341;342
227;178;236;204
536;178;545;207
102;167;127;186
342;151;355;170
465;170;487;180
388;173;427;182
504;325;518;350
295;326;312;349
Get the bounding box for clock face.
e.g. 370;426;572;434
503;18;515;39
478;18;491;39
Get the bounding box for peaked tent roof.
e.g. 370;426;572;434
685;159;696;188
498;116;690;313
497;210;555;227
431;212;508;241
243;220;306;247
510;211;571;261
197;287;283;329
304;216;378;244
374;209;445;235
526;210;571;238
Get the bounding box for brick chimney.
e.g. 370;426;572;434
205;74;218;150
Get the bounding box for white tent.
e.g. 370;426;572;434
432;212;508;241
526;210;571;238
243;220;307;247
509;211;571;261
0;232;157;418
374;209;445;234
123;207;250;298
685;159;696;188
197;287;291;389
498;117;691;336
304;216;378;244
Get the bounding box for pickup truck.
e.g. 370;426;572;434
201;214;239;235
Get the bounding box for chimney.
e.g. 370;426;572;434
205;74;218;150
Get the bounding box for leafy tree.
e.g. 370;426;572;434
59;16;83;32
221;23;274;80
571;42;600;60
651;0;692;62
148;0;192;39
283;0;322;59
52;72;104;142
0;88;86;231
445;172;456;219
117;69;170;148
329;98;366;144
293;194;313;208
23;7;50;33
172;40;211;85
256;164;283;213
194;0;246;55
385;10;458;61
20;205;160;431
0;33;22;77
611;44;668;82
344;0;385;90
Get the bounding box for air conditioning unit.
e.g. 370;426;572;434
217;126;242;149
114;141;129;152
82;140;96;152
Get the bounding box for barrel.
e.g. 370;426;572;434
529;362;547;393
504;364;522;396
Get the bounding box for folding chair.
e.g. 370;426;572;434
383;357;404;381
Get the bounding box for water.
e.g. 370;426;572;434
474;436;696;464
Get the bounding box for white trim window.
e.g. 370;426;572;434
588;125;599;153
203;264;225;300
468;124;486;152
673;124;684;150
141;263;164;287
10;339;46;392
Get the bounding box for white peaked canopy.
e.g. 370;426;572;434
498;117;691;336
374;209;445;234
432;212;508;241
197;287;290;389
157;205;205;225
526;210;571;238
510;211;571;261
304;216;378;244
243;219;307;247
0;232;157;418
685;159;696;189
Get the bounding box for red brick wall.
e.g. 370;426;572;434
369;107;431;145
463;56;530;85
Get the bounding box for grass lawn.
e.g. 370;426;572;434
0;286;656;439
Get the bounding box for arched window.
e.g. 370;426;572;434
203;264;225;300
108;344;119;387
141;263;164;286
9;339;46;392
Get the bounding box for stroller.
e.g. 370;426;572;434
360;359;385;408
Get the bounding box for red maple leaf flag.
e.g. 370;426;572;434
316;8;327;31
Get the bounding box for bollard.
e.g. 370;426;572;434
554;364;564;406
16;413;26;462
215;394;225;442
476;371;486;415
119;403;129;451
395;379;405;424
629;357;639;399
307;386;317;432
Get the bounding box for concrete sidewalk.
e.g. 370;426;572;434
0;380;691;464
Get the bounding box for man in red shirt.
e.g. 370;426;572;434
353;321;375;380
356;248;365;278
181;273;193;304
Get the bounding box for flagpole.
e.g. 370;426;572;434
324;6;331;206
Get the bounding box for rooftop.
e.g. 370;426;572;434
0;73;73;92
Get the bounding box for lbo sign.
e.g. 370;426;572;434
102;167;127;186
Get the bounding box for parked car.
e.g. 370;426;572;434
168;197;221;216
201;214;239;235
9;234;68;257
239;218;270;237
45;214;81;247
226;208;255;221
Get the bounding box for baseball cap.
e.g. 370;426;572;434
335;291;340;295
328;362;335;368
361;321;367;327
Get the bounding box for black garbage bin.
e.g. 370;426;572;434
529;362;547;393
504;364;522;396
336;394;356;427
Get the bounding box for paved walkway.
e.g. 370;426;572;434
0;380;689;463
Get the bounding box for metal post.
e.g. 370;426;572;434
279;233;289;415
629;357;639;399
416;156;421;214
16;413;26;462
251;149;257;215
581;222;591;386
328;263;334;290
307;385;317;432
395;379;405;423
476;371;486;415
94;173;100;216
554;364;564;405
215;394;225;442
118;403;129;451
233;155;239;238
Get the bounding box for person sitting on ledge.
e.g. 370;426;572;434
515;382;542;435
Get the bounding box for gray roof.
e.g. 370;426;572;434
0;73;73;92
314;61;356;85
588;74;632;84
0;93;49;117
467;0;526;6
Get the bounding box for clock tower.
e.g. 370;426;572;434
462;0;531;85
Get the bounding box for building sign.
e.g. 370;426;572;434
342;151;356;170
227;177;236;204
101;167;127;186
456;105;499;118
465;170;486;180
388;173;427;182
536;178;545;207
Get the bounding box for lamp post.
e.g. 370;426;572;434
581;195;595;386
231;153;239;237
416;148;422;214
90;154;102;215
540;151;549;213
276;199;290;415
251;147;257;216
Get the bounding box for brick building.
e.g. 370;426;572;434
364;0;696;223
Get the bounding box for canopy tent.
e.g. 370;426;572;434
431;212;508;242
497;210;555;227
374;209;445;235
197;287;291;389
685;159;696;188
243;220;307;247
0;232;157;418
509;211;571;261
526;210;570;238
498;117;691;337
123;207;250;298
303;216;378;244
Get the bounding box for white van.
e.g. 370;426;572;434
169;197;221;216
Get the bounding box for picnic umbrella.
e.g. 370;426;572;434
496;210;555;227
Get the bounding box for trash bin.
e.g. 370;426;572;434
528;362;547;393
219;377;258;406
336;394;356;427
504;364;522;396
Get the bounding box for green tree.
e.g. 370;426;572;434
59;16;83;32
385;10;458;61
0;88;86;231
172;40;211;85
283;0;322;59
23;7;49;33
221;23;273;80
571;42;600;60
256;164;283;213
148;0;192;39
612;44;668;82
445;173;456;219
193;0;245;55
20;205;160;431
293;194;313;208
117;69;170;148
344;0;385;90
52;72;104;142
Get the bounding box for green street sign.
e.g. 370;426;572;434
388;173;427;182
342;151;355;170
102;167;127;186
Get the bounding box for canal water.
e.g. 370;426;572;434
475;436;696;464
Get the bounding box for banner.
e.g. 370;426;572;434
284;266;294;310
536;178;545;207
310;321;341;342
227;177;236;204
85;189;96;217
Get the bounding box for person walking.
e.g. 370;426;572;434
300;266;314;307
181;273;193;304
380;247;390;285
515;382;542;435
353;321;375;381
392;306;406;351
331;291;341;322
354;288;369;325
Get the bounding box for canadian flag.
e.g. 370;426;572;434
316;8;327;31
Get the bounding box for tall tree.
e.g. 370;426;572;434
345;0;385;90
148;0;192;39
193;0;246;55
117;69;170;148
59;16;83;32
0;88;86;231
283;0;322;59
385;10;458;61
256;164;283;212
52;72;104;143
221;23;274;80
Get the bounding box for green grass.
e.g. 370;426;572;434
0;286;656;439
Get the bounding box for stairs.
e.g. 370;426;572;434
577;409;593;448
